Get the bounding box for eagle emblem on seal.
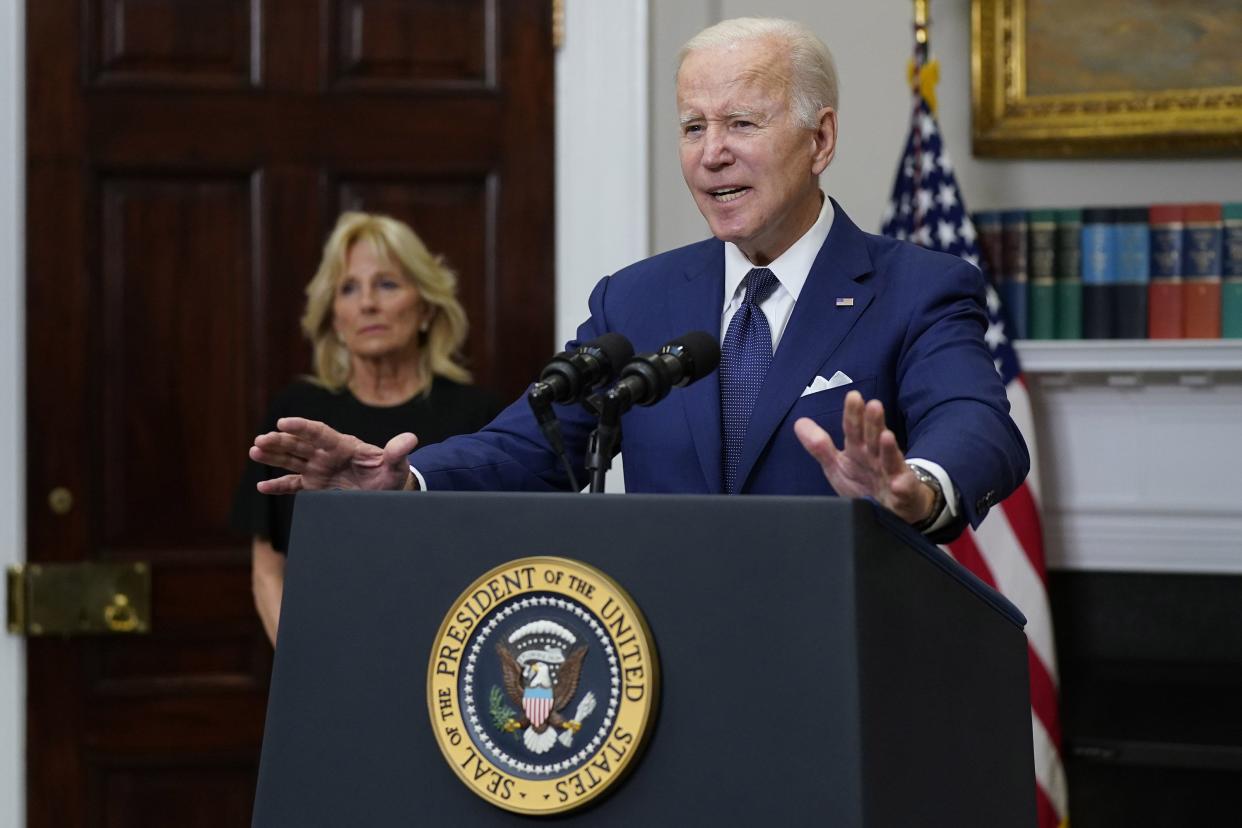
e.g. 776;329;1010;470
494;620;597;754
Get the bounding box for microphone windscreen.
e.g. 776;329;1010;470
672;330;721;379
589;332;635;372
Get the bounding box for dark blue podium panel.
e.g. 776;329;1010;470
254;492;1034;827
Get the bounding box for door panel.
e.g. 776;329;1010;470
98;174;257;544
26;1;554;824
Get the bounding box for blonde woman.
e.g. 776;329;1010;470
232;212;502;645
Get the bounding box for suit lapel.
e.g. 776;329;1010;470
734;203;876;491
666;242;725;493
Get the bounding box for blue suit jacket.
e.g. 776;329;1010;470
410;202;1028;540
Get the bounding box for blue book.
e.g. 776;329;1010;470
1081;208;1118;285
1081;208;1117;338
1114;207;1149;338
1000;210;1029;339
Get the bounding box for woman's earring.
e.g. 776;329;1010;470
419;319;430;333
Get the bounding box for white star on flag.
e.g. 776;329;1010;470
984;319;1008;349
937;183;958;211
915;188;934;213
959;216;978;246
937;219;958;248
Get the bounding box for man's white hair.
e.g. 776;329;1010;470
678;17;839;129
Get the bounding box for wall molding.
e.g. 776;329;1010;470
1025;344;1242;575
1046;511;1242;574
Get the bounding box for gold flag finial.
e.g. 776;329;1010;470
908;0;938;113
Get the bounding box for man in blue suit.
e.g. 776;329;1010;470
251;18;1028;542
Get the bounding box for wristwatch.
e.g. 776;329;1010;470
906;463;945;532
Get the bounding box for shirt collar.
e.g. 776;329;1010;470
723;194;835;306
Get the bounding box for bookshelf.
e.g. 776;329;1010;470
1015;339;1242;374
1014;339;1242;574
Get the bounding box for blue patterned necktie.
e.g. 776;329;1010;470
720;267;780;494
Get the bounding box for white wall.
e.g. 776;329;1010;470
556;2;649;347
1;0;25;823
556;1;650;493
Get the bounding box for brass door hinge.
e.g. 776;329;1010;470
6;562;151;636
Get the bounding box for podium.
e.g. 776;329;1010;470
253;492;1036;827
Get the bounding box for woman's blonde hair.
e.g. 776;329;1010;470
302;211;472;391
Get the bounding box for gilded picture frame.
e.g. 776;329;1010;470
971;0;1242;157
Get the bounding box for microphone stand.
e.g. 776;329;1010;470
527;388;582;492
583;391;622;493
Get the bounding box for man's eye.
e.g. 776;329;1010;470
734;120;755;129
683;124;703;135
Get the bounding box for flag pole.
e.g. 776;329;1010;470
909;0;938;114
913;0;930;65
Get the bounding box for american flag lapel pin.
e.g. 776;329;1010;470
836;297;854;307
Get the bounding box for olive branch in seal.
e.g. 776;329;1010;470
489;685;520;740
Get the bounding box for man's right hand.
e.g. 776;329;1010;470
249;417;419;494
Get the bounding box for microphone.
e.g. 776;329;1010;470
605;331;721;410
527;333;634;492
581;331;719;494
528;332;635;407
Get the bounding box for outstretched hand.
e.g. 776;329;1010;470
249;417;419;494
793;391;934;526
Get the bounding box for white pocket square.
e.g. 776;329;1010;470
800;371;853;397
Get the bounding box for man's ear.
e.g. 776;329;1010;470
810;106;837;175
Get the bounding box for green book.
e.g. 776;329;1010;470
1028;209;1057;340
1054;208;1083;339
1223;203;1242;339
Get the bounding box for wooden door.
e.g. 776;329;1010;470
25;1;554;825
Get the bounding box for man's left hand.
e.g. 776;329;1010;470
793;390;935;526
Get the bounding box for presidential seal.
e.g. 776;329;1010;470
427;557;658;815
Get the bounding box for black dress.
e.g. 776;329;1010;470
231;377;505;553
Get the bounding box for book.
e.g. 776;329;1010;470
1114;207;1149;339
1081;208;1117;339
1223;203;1242;339
975;210;1019;338
1001;210;1029;339
1148;204;1185;339
1054;208;1083;339
1183;203;1222;339
976;210;1004;282
1028;209;1057;340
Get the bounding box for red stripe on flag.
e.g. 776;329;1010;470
1028;645;1063;749
946;529;998;589
1035;778;1062;828
1000;485;1049;578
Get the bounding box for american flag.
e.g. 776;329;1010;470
880;63;1069;828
